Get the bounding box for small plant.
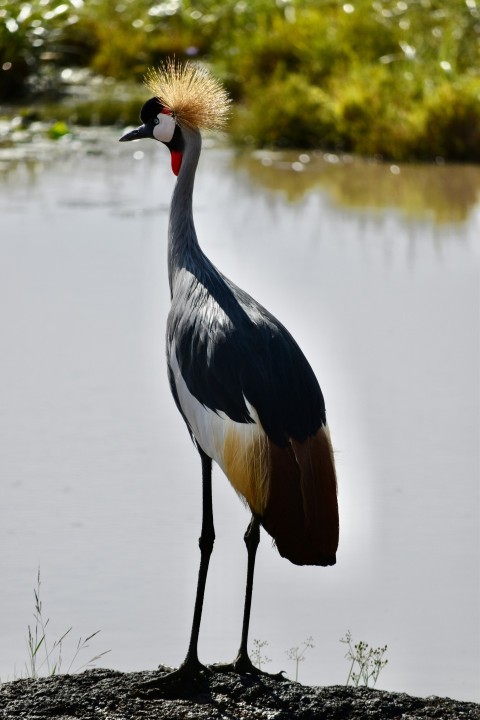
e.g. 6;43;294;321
25;569;110;678
251;638;271;672
285;636;314;682
340;630;388;688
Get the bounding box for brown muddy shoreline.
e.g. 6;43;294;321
1;667;479;719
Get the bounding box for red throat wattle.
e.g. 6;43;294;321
171;151;182;176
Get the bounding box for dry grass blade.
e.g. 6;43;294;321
24;570;110;678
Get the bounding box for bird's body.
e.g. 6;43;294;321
166;126;337;565
120;60;339;683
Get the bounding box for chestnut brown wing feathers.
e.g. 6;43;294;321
261;428;338;567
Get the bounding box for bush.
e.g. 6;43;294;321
0;0;95;100
231;74;338;149
224;0;480;159
418;79;480;162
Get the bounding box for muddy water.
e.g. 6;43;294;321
0;132;478;700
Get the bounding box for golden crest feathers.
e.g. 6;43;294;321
144;59;231;131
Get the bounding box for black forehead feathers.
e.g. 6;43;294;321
140;97;164;123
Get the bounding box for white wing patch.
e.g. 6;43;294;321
168;344;270;512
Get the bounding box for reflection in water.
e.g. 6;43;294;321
2;133;480;224
232;150;480;223
0;128;117;192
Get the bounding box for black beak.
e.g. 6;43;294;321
119;123;150;142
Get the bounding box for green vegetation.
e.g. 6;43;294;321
1;0;479;159
340;630;389;688
251;633;389;685
285;636;315;682
23;569;109;679
251;638;271;672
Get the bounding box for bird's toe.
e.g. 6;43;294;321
211;653;286;680
135;659;212;698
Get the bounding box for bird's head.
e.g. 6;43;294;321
119;59;230;177
119;97;184;176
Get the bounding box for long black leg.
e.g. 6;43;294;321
213;515;261;673
233;515;260;670
213;515;284;678
182;447;215;668
139;447;214;691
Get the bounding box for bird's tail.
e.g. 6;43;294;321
260;426;339;566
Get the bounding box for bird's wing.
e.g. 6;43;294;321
168;269;326;447
167;268;338;566
262;429;338;566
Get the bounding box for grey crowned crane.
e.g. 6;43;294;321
120;60;339;685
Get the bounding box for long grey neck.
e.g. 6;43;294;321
168;125;203;297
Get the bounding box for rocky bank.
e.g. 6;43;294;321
1;667;478;719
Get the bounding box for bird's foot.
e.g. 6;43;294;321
211;652;286;680
136;658;212;698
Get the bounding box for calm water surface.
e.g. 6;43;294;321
0;133;478;700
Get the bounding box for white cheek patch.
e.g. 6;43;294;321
152;113;176;142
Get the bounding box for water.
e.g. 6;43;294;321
0;133;478;701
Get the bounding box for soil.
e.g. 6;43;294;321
0;667;478;720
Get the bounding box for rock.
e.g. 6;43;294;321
0;667;478;720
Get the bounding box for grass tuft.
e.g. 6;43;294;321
340;630;389;688
24;569;110;679
285;636;315;682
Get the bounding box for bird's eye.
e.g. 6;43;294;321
153;117;160;126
